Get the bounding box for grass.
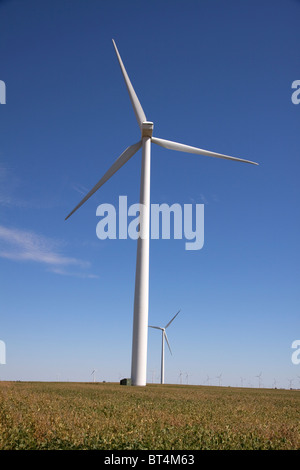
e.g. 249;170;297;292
0;381;299;450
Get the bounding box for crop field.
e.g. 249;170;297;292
0;381;299;450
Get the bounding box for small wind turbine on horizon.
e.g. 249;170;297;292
149;309;180;384
288;378;293;389
91;369;96;383
178;370;183;385
185;372;192;385
149;369;156;384
65;40;259;387
256;372;262;388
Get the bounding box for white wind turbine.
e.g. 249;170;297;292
185;372;191;385
65;40;259;387
149;309;181;384
91;369;96;383
178;370;183;385
256;372;262;388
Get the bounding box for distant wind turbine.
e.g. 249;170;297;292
186;372;191;385
178;370;183;385
216;373;222;386
149;309;180;384
255;372;262;388
65;40;258;387
91;369;96;383
149;369;156;384
288;378;293;389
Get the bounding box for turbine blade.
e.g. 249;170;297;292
149;325;163;330
164;331;172;355
112;39;147;129
165;309;181;329
152;137;258;165
65;140;142;220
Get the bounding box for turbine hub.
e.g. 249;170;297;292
141;121;153;138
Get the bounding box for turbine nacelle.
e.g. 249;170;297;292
141;121;154;138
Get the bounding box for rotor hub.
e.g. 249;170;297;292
141;121;154;138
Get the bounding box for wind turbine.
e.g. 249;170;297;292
256;372;262;388
216;373;222;386
149;369;156;384
186;372;192;385
65;40;259;387
149;309;180;384
91;369;96;383
178;370;183;385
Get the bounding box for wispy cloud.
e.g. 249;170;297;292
0;164;27;208
0;162;67;210
72;183;89;197
50;267;99;279
0;225;98;278
0;163;46;209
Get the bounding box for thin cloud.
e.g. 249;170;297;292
0;163;42;209
0;163;66;210
0;164;26;208
72;183;89;197
0;225;98;278
50;267;99;279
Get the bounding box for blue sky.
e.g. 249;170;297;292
0;0;299;388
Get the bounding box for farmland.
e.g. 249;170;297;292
0;381;299;450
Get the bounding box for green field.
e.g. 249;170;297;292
0;381;299;450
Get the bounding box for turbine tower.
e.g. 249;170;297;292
288;378;293;389
91;369;96;383
178;370;183;385
256;372;262;388
65;40;258;386
149;309;180;384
